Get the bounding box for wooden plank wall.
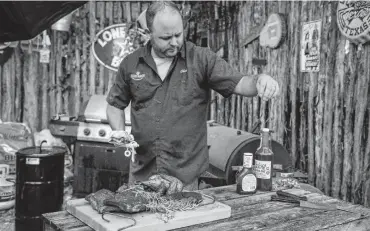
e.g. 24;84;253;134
0;1;369;207
207;1;370;206
0;1;154;133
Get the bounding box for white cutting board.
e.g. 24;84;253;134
66;195;231;231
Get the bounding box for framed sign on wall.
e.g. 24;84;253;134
300;20;322;73
337;1;370;44
92;24;138;72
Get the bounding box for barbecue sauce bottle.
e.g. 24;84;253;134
236;153;257;194
255;128;274;191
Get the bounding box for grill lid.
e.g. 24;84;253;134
77;94;131;125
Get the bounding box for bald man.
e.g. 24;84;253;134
106;1;280;190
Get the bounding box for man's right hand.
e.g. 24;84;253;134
109;130;133;142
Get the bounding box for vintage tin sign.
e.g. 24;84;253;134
300;20;321;72
92;24;137;72
337;1;370;44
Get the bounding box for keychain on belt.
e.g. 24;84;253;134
109;131;139;163
124;141;139;162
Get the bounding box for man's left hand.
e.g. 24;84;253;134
256;74;280;101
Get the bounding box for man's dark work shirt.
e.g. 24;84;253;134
107;41;243;185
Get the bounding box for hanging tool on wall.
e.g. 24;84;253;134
243;13;286;49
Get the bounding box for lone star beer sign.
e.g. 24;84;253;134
337;1;370;44
92;24;137;72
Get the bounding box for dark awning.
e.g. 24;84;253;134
0;1;86;43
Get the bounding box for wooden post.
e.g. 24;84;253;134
288;1;300;171
74;9;82;117
332;36;346;198
49;31;57;118
352;44;370;203
363;90;370;206
14;47;23;122
0;63;2;119
125;2;131;23
41;51;50;129
97;1;105;95
321;2;338;196
313;3;326;191
273;1;290;145
299;1;308;173
305;1;319;186
341;43;357;201
89;1;96;96
363;46;370;206
64;33;71;116
106;1;115;93
56;32;63;114
23;43;39;133
3;54;13;121
82;5;88;103
115;1;122;23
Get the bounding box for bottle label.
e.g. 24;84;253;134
255;160;272;179
26;158;40;165
242;174;257;192
243;154;253;168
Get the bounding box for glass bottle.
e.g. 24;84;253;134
255;128;274;191
236;153;257;194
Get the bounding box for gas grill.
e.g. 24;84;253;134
49;95;132;197
49;94;131;143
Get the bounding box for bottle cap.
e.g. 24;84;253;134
244;152;253;156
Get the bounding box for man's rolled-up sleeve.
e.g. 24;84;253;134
201;48;244;98
106;61;131;110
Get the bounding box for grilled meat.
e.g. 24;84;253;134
85;189;121;214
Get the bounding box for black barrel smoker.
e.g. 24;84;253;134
15;145;65;231
205;122;291;186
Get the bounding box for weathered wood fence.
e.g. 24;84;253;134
0;1;369;207
208;0;370;206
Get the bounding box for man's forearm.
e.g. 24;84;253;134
233;75;259;97
106;104;126;130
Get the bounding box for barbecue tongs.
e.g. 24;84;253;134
271;190;357;214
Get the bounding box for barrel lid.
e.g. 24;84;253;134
16;146;66;157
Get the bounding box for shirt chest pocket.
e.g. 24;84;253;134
130;78;155;108
172;72;206;106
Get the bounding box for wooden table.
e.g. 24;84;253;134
42;185;370;231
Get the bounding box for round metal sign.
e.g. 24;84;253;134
337;1;370;44
92;23;138;72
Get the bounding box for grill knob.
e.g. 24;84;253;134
99;129;106;137
83;128;91;136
